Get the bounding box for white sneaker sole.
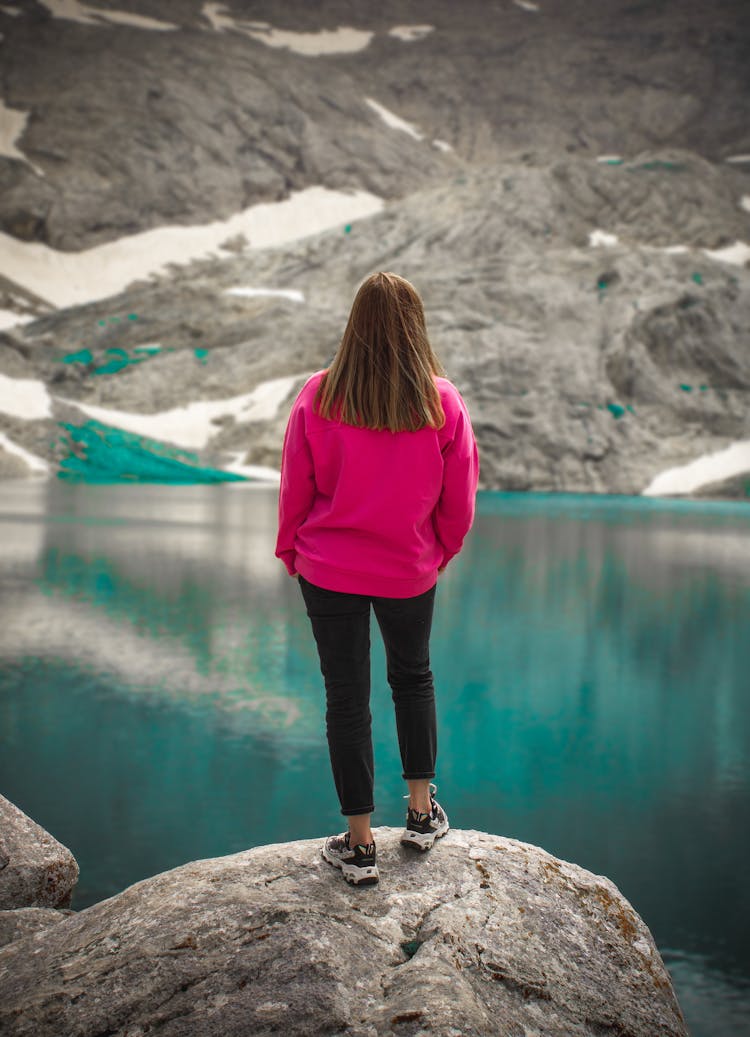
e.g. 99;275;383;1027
321;845;379;886
400;817;450;853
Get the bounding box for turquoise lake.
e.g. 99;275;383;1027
0;479;748;1036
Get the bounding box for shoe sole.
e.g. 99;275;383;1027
400;818;450;853
321;846;379;886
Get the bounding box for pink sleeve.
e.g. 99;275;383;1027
434;393;480;568
274;397;315;575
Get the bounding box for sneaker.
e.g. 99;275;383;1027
400;783;450;852
321;831;379;886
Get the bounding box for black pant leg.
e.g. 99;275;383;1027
298;576;374;815
371;583;438;781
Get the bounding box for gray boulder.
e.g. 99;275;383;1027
0;826;687;1037
0;793;79;911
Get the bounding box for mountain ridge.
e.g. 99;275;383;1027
0;0;748;496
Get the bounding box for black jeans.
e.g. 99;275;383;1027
298;574;438;817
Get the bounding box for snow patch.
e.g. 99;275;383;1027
388;25;434;42
642;440;750;497
725;155;750;164
589;229;749;266
513;0;540;10
202;4;372;54
224;287;305;303
432;139;453;152
37;0;177;30
54;374;304;450
701;241;750;266
201;3;232;31
740;196;750;214
0;373;52;420
0;186;383;309
0;99;45;177
364;98;424;140
0;432;50;474
222;452;281;484
0;310;35;331
589;229;619;247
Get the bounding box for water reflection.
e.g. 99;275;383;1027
0;480;315;743
440;496;750;998
0;481;748;1037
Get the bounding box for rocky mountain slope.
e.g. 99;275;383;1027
0;0;748;496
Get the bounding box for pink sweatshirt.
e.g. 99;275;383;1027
275;370;480;597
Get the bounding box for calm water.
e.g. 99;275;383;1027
0;479;748;1036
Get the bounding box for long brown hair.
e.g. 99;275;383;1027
313;272;447;432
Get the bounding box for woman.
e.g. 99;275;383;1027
275;271;480;887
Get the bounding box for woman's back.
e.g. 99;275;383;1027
275;271;479;596
276;366;478;597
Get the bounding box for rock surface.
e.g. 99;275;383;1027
0;905;76;949
2;151;748;498
691;470;750;500
1;0;747;250
0;825;687;1037
0;793;79;911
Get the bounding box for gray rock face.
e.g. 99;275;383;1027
3;152;748;497
0;793;79;911
0;905;76;949
0;0;748;498
0;826;687;1037
692;470;750;499
1;0;747;251
0;446;30;478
